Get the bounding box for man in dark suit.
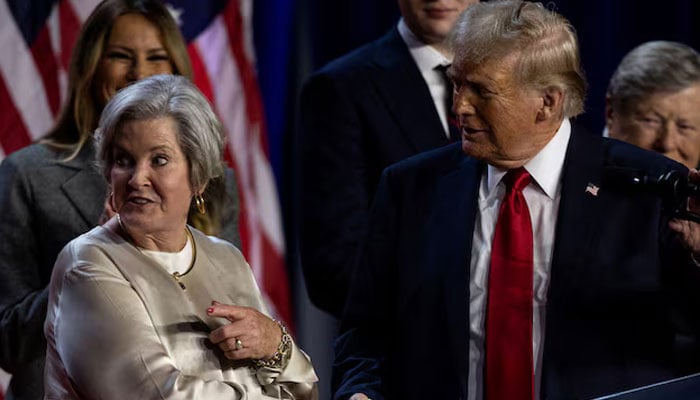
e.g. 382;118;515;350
605;40;700;170
299;0;478;317
333;2;700;400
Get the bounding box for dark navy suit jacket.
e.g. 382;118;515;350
333;126;700;400
299;26;451;316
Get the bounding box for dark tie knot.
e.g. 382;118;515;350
434;63;450;74
503;167;531;192
434;64;453;91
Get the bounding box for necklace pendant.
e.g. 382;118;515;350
172;272;187;291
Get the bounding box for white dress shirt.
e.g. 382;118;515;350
397;19;452;137
468;119;572;400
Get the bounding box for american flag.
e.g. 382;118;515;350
0;0;291;393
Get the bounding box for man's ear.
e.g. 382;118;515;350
536;86;564;122
604;96;615;127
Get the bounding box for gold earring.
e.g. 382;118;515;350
195;194;206;215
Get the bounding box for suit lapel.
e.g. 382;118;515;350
370;29;450;152
431;153;482;397
538;127;607;397
59;145;107;227
549;126;607;301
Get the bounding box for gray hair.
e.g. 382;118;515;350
607;41;700;113
449;0;586;118
95;74;225;190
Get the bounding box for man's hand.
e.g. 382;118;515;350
669;169;700;255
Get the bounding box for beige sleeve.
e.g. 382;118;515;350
52;255;245;399
232;257;319;399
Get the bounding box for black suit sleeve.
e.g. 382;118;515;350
299;72;373;317
332;169;398;400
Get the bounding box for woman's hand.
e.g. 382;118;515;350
207;302;282;360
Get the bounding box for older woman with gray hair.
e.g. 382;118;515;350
44;74;318;399
606;40;700;169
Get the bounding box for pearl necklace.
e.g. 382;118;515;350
116;213;196;290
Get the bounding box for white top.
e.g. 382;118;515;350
467;119;572;400
139;233;194;276
398;18;452;137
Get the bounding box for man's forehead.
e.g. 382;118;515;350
449;53;519;82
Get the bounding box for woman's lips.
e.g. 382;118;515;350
127;196;153;205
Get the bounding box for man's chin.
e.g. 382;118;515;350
461;141;487;160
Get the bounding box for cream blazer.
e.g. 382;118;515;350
44;224;318;399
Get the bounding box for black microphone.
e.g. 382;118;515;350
602;166;700;222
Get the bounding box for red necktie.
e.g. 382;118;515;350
486;167;534;400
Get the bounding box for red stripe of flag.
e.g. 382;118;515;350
30;25;61;116
58;0;81;71
223;0;268;153
0;75;33;154
222;0;292;329
187;41;238;224
187;44;215;103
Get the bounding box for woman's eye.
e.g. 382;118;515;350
106;51;131;60
148;54;170;62
153;156;168;166
114;155;132;167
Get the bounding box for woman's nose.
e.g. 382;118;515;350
128;163;151;187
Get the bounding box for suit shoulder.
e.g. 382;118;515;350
0;142;92;178
1;143;60;171
0;144;66;193
602;136;686;174
305;28;404;83
384;142;468;178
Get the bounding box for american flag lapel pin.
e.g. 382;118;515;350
585;182;599;196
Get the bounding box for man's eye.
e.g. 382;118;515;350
638;116;661;125
678;122;696;132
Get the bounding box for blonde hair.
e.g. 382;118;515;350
450;0;587;118
41;0;231;237
41;0;192;159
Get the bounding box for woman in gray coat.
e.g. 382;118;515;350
0;1;239;399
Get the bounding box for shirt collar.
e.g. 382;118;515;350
486;118;572;199
398;18;451;72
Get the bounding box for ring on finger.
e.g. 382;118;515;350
235;338;244;350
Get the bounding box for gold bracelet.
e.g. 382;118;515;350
253;319;292;369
